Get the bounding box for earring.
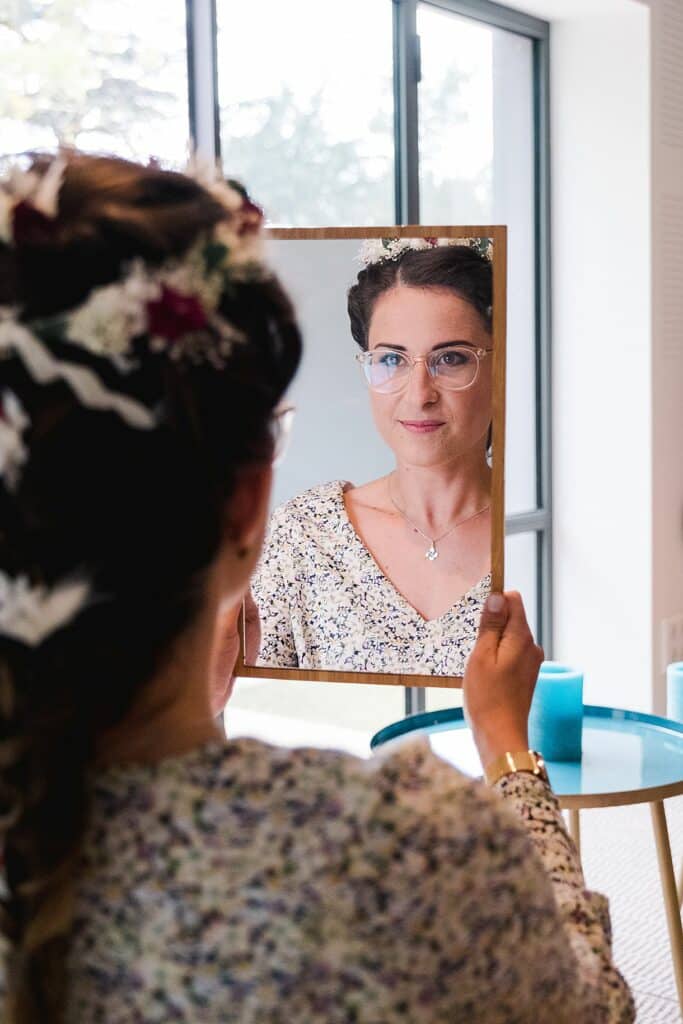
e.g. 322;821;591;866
237;545;249;560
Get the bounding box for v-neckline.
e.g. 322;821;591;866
330;480;491;627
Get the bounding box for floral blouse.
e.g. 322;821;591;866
15;736;632;1022
251;480;491;675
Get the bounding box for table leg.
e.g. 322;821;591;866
650;800;683;1015
678;856;683;910
568;808;581;858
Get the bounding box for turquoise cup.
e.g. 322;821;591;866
528;661;584;762
667;663;683;723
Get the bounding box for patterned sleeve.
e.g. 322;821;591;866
349;741;635;1023
250;508;299;668
494;772;635;1021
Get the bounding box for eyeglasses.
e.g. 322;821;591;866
356;344;492;394
269;404;296;467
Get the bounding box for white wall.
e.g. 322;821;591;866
509;0;654;710
264;238;394;511
551;5;651;712
649;0;683;714
517;0;683;715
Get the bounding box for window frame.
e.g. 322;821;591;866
186;0;552;717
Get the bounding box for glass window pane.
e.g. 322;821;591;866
505;530;539;640
417;4;537;516
226;679;404;758
216;0;394;225
0;0;189;163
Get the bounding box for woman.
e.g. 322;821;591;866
0;153;633;1022
253;239;492;675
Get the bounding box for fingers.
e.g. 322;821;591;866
500;591;530;636
474;592;509;655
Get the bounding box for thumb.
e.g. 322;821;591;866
475;593;509;649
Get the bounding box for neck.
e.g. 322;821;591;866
391;451;491;534
96;596;224;768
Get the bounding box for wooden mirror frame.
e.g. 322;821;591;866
236;224;507;689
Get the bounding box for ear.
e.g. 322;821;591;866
225;462;273;553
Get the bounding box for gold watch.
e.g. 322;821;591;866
484;750;549;787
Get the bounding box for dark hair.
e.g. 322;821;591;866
347;244;492;351
0;153;301;1022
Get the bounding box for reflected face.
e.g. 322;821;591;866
366;285;492;468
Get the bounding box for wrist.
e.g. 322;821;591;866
471;727;530;769
484;749;549;787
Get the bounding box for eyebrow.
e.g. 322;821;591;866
373;341;479;352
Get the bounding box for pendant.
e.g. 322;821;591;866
425;543;438;561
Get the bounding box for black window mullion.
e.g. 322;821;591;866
393;0;420;225
185;0;221;162
534;29;553;656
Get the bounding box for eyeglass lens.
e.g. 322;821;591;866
364;347;481;393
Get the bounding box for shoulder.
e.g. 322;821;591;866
267;480;349;537
253;735;513;851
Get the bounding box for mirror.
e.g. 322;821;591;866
238;226;506;688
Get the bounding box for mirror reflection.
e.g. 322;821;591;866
247;232;501;679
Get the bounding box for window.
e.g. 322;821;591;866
1;0;189;163
215;0;395;225
192;0;552;732
4;0;551;744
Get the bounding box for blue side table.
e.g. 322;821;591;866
372;705;683;1015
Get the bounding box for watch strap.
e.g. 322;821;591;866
484;749;549;787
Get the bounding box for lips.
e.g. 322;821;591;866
399;420;445;433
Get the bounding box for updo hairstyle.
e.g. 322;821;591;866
0;153;301;1023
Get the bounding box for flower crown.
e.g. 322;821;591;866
0;155;270;434
358;235;493;268
0;154;270;647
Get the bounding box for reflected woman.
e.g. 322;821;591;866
252;238;493;675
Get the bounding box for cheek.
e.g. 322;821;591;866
448;381;492;436
369;393;397;445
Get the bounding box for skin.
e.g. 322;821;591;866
97;454;539;770
344;284;493;621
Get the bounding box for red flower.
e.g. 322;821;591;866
236;196;263;237
146;286;208;342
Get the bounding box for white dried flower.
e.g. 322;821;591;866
67;263;160;357
359;235;492;268
358;239;390;266
0;572;90;647
358;236;433;267
0;390;29;491
209;179;244;214
160;242;224;311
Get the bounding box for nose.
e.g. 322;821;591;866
404;357;439;406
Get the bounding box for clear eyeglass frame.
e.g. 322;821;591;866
270;404;296;467
355;344;493;394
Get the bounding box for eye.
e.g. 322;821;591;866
436;347;470;368
377;350;404;369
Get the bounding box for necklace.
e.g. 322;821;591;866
388;478;490;562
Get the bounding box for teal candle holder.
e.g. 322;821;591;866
667;662;683;723
528;661;583;762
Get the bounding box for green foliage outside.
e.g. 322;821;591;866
0;0;490;225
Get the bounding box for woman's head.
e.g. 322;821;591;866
0;152;301;1021
347;243;492;469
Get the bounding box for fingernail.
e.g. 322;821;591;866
486;593;505;613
